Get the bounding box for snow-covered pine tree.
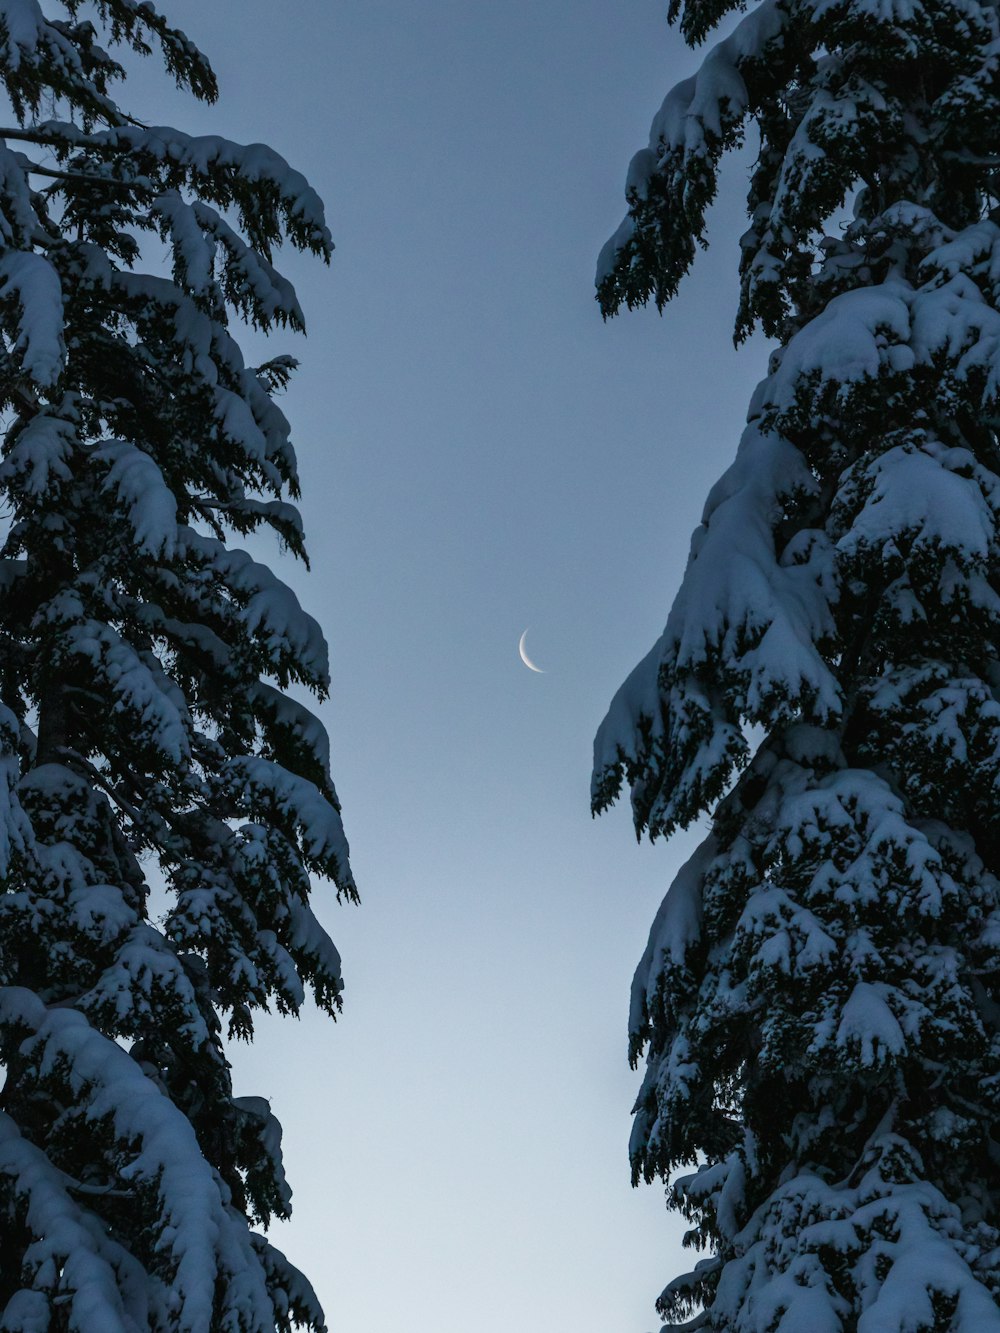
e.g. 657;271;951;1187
0;4;354;1328
594;0;1000;1328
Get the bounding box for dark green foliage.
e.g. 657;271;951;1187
0;3;353;1327
595;0;1000;1326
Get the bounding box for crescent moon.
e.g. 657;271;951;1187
518;629;545;673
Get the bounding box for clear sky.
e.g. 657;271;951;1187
129;3;769;1329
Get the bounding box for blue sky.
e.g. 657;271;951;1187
132;3;769;1328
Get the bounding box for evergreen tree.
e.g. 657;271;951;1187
594;0;1000;1327
0;3;354;1328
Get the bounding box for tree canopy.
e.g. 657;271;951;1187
0;3;353;1328
596;0;1000;1327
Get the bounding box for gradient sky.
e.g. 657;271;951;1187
127;3;770;1329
